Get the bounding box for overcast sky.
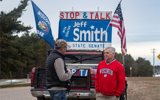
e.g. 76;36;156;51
1;0;160;65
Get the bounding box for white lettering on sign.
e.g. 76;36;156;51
60;11;112;20
73;28;108;42
73;21;108;42
71;69;88;76
37;30;44;37
73;21;87;27
38;11;50;24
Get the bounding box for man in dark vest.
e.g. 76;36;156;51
45;39;72;100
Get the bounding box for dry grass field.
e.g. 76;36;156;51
127;77;160;100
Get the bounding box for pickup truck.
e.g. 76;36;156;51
30;51;102;100
30;51;127;100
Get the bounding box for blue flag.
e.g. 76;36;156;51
31;1;54;48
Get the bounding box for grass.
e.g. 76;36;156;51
127;77;160;100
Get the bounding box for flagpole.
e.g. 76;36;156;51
119;0;125;66
122;54;125;65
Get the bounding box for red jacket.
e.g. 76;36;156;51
95;59;125;96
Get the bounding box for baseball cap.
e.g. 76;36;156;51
55;39;70;49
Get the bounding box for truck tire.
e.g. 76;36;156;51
119;91;127;100
120;80;128;100
37;97;46;100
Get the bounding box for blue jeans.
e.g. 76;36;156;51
49;90;67;100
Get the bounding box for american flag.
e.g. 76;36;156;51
110;2;127;55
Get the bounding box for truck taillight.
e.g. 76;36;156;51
90;74;96;87
90;68;97;88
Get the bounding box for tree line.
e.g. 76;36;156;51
0;0;154;78
0;0;47;78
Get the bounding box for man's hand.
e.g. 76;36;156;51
67;69;72;79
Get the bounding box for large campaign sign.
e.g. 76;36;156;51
58;11;112;51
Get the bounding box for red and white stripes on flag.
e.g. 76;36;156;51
110;2;127;55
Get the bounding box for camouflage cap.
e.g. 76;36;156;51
55;39;68;49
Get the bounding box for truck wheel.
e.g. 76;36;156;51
37;97;45;100
119;91;127;100
120;82;128;100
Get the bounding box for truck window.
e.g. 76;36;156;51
65;51;103;64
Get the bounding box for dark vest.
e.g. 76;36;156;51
45;50;68;88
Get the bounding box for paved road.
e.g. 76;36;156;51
0;79;30;86
0;86;36;100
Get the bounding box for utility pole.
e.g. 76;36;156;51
152;48;155;76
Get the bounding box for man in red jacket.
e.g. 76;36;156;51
95;47;126;100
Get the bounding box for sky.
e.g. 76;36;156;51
0;0;160;65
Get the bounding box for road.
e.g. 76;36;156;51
0;86;36;100
0;79;30;86
1;77;160;100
